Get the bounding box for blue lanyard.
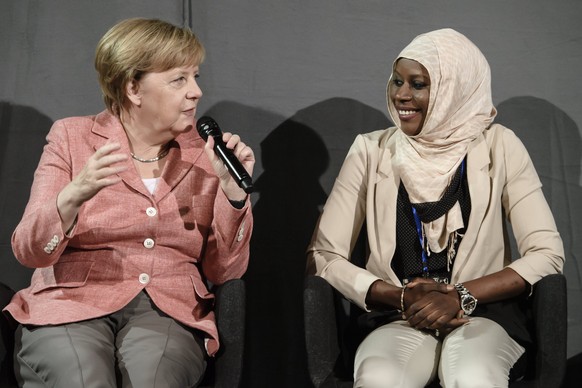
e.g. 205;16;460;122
411;159;465;278
411;206;429;277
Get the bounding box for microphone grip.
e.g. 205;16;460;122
212;138;254;193
196;116;254;194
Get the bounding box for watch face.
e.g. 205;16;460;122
461;294;477;314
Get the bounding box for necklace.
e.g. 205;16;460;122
130;145;170;163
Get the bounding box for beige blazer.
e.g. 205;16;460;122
307;124;564;311
5;111;252;356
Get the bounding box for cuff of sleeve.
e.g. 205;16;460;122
228;199;247;209
64;215;78;237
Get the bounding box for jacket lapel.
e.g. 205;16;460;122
452;132;491;280
90;111;204;200
90;112;150;197
154;138;204;201
374;132;401;285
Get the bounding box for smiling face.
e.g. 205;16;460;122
389;58;430;136
128;65;202;140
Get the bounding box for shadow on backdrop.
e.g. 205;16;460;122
248;120;327;387
495;96;582;387
0;102;52;291
238;97;390;387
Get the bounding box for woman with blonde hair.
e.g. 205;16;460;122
5;18;254;387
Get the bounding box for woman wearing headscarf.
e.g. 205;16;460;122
4;18;254;387
307;28;564;386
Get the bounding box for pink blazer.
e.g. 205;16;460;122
4;111;252;356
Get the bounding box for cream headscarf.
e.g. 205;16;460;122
388;28;496;253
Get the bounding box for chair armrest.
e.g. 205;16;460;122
304;275;341;388
531;273;567;387
212;278;246;388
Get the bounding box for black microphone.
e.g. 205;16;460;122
196;116;254;194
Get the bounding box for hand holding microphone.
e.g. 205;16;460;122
196;116;255;196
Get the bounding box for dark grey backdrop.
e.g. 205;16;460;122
1;1;581;386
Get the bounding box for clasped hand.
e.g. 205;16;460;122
403;278;468;336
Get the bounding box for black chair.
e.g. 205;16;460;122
304;273;567;388
0;279;246;388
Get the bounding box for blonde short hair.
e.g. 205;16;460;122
95;18;205;115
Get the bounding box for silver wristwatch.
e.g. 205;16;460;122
454;283;478;315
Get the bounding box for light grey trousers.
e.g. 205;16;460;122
354;318;525;388
13;291;206;388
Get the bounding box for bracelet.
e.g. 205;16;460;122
400;284;407;318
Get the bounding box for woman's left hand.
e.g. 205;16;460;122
404;279;468;334
204;132;255;201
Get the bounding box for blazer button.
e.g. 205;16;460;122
237;221;245;242
146;207;157;217
143;238;155;249
139;273;150;285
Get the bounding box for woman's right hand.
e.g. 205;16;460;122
57;142;128;231
404;279;468;334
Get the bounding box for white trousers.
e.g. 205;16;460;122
353;317;525;388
